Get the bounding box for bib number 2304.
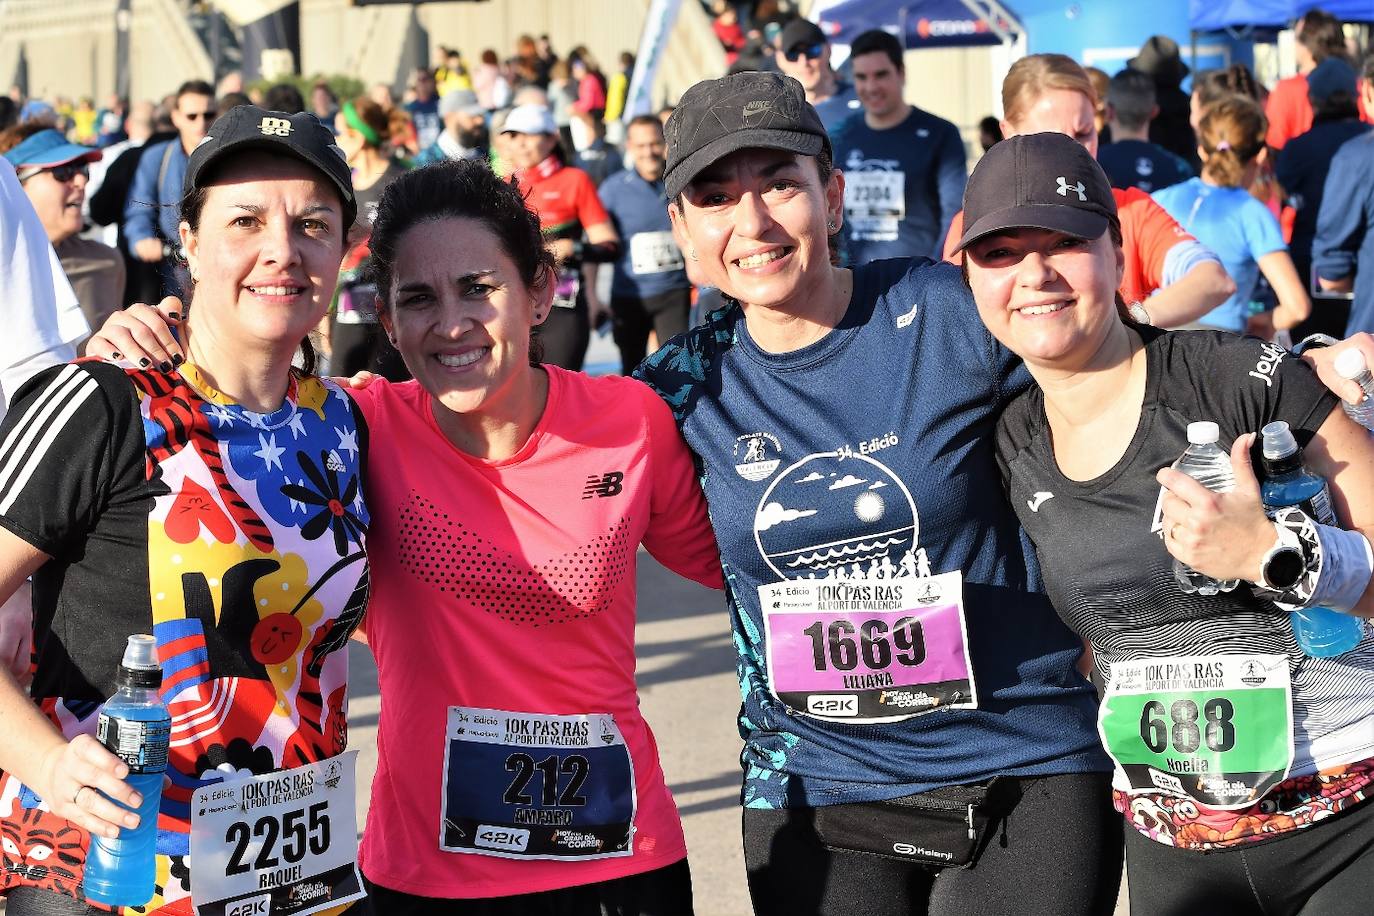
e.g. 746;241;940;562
190;752;363;916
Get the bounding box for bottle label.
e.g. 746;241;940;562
96;714;171;774
1304;482;1337;526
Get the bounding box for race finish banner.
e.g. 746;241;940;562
190;752;364;916
1099;654;1294;809
624;0;683;120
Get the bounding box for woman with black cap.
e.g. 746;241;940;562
965;130;1374;914
0;106;372;914
636;70;1122;916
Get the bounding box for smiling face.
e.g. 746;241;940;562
380;216;551;419
777;42;829;93
852;51;905;120
1004;89;1099;157
966;226;1124;371
181;152;346;359
671;147;843;313
626;120;666;181
22;163;88;244
506;130;558;170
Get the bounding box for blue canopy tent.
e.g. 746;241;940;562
816;0;1023;49
1191;0;1374;31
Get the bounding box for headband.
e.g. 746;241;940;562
342;100;381;147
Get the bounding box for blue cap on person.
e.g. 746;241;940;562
3;128;102;169
183;104;357;229
953;131;1117;252
1307;57;1358;105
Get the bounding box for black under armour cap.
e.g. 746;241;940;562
664;71;829;202
954;132;1116;253
183;105;357;228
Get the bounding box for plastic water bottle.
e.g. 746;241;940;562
1172;422;1240;595
1333;348;1374;431
1259;422;1365;657
83;635;170;907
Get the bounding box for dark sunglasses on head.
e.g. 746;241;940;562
784;43;825;62
18;161;89;184
184;110;217;122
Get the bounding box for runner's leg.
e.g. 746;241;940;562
928;773;1121;916
1123;823;1258;915
593;857;694;916
611;295;652;375
648;289;691;355
538;302;591;371
743;805;929;916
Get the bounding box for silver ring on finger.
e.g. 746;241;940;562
1170;523;1183;542
72;784;91;807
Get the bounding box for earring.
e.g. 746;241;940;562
689;248;699;261
827;220;838;233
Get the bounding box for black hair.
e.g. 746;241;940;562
366;159;555;365
1107;68;1156;131
0;97;18;133
850;29;904;71
175;80;215;105
1298;9;1347;64
263;83;306;115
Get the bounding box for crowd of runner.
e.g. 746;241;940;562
0;5;1373;916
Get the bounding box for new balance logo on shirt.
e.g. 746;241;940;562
582;472;625;499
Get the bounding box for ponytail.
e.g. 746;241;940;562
1199;96;1266;188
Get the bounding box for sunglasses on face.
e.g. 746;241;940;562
183;110;217;122
784;43;825;62
18;161;89;184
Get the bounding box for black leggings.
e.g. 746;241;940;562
610;289;691;375
537;301;590;372
742;772;1122;916
356;857;693;915
1124;793;1374;916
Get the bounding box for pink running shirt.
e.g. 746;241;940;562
352;367;721;898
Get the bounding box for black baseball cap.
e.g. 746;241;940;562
664;71;830;201
779;18;827;52
954;132;1117;252
183;105;357;228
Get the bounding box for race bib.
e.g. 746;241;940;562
440;707;636;860
844;170;905;239
552;269;580;309
190;753;363;916
1099;654;1294;809
761;572;977;723
629;231;684;275
334;283;378;325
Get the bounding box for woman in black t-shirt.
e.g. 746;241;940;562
961;132;1374;914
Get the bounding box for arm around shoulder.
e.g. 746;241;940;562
1304;405;1374;618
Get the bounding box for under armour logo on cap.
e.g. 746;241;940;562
1056;176;1087;201
259;117;293;137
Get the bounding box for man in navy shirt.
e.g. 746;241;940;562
831;30;966;265
1314;57;1374;336
774;18;860;135
123;80;215;298
595;115;691;373
1097;68;1192;193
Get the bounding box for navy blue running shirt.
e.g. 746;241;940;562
636;258;1108;809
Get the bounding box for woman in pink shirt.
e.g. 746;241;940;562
89;159;722;913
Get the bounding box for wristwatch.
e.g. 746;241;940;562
1259;523;1306;591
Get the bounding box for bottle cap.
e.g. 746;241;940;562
120;634;159;670
1261;420;1298;460
1333;348;1369;381
1186;421;1220;445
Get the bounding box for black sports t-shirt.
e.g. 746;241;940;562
996;328;1374;780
